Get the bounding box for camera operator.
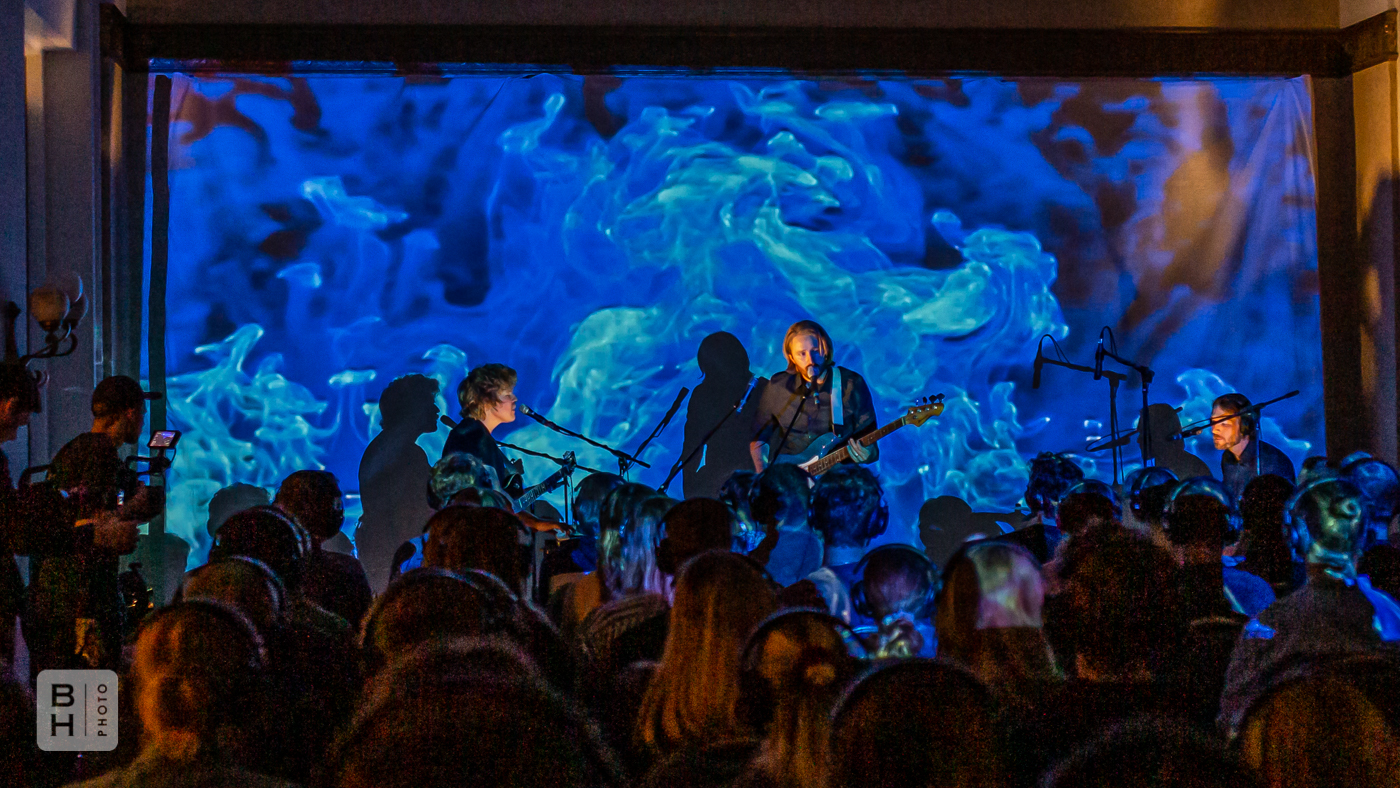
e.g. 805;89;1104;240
24;375;155;673
0;363;42;671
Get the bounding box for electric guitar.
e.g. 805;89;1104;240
504;452;577;513
775;395;945;477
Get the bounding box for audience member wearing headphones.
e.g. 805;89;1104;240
66;600;295;788
275;470;371;628
731;610;864;788
209;506;350;639
936;540;1058;698
1006;452;1084;564
539;472;624;601
1212;392;1296;505
636;551;778;764
805;466;888;625
1219;476;1400;733
184;554;360;784
1345;455;1400;550
747;464;823;588
828;661;1007;788
1021;530;1195;779
329;637;626;788
1164;478;1275;619
850;544;939;658
583;497;735;681
1040;480;1121;596
1122;466;1178;547
1234;473;1302;595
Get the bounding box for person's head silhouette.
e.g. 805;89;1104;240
696;332;750;379
1138;404;1186;458
378;374;440;437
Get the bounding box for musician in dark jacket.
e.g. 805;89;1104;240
1212;393;1296;503
749;320;878;471
443;363;524;497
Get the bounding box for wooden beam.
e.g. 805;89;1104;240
102;5;1397;78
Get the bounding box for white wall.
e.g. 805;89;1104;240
1342;0;1396;26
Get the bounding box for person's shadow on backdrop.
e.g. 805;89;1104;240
1137;403;1211;482
681;332;760;500
357;374;441;594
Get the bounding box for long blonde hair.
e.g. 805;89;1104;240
637;551;777;752
936;541;1058;689
748;613;854;788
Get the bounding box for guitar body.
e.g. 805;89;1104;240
773;434;841;471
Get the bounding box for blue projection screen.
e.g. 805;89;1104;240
151;73;1323;555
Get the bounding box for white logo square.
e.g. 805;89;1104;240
36;670;119;751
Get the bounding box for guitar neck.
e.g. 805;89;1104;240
514;472;561;511
806;416;907;476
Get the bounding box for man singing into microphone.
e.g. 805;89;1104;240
1212;392;1295;503
749;320;878;472
443;363;524;497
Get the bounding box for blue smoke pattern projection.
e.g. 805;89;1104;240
157;74;1321;554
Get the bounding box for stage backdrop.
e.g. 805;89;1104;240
145;73;1323;557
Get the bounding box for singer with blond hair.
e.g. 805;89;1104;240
749;320;878;472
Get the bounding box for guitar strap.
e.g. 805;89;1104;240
830;366;844;431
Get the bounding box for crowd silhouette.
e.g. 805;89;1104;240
3;375;1400;788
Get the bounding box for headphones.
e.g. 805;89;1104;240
1165;477;1242;543
830;659;992;736
138;598;268;672
359;568;510;675
849;544;940;621
209;505;311;587
180;554;289;622
1214;395;1258;439
1061;479;1123;522
326;639;624;788
737;608;866;732
134;599;271;734
1127;467;1179;518
809;471;890;548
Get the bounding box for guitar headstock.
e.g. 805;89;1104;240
905;394;945;427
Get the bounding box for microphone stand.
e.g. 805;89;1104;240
496;441;606;530
769;386;813;469
621;387;690;476
522;408;649;476
1172;390;1300;476
660;376;758;495
1097;345;1156;478
1038;354;1129;484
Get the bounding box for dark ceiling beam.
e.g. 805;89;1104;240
104;4;1395;78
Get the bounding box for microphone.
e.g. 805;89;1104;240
736;374;760;411
440;415;459;429
519;403;541;419
1093;338;1104;381
659;387;690;428
804;356;834;392
1032;348;1044;389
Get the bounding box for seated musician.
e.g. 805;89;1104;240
749;320;879;472
1212;393;1296;504
443;363;524;497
